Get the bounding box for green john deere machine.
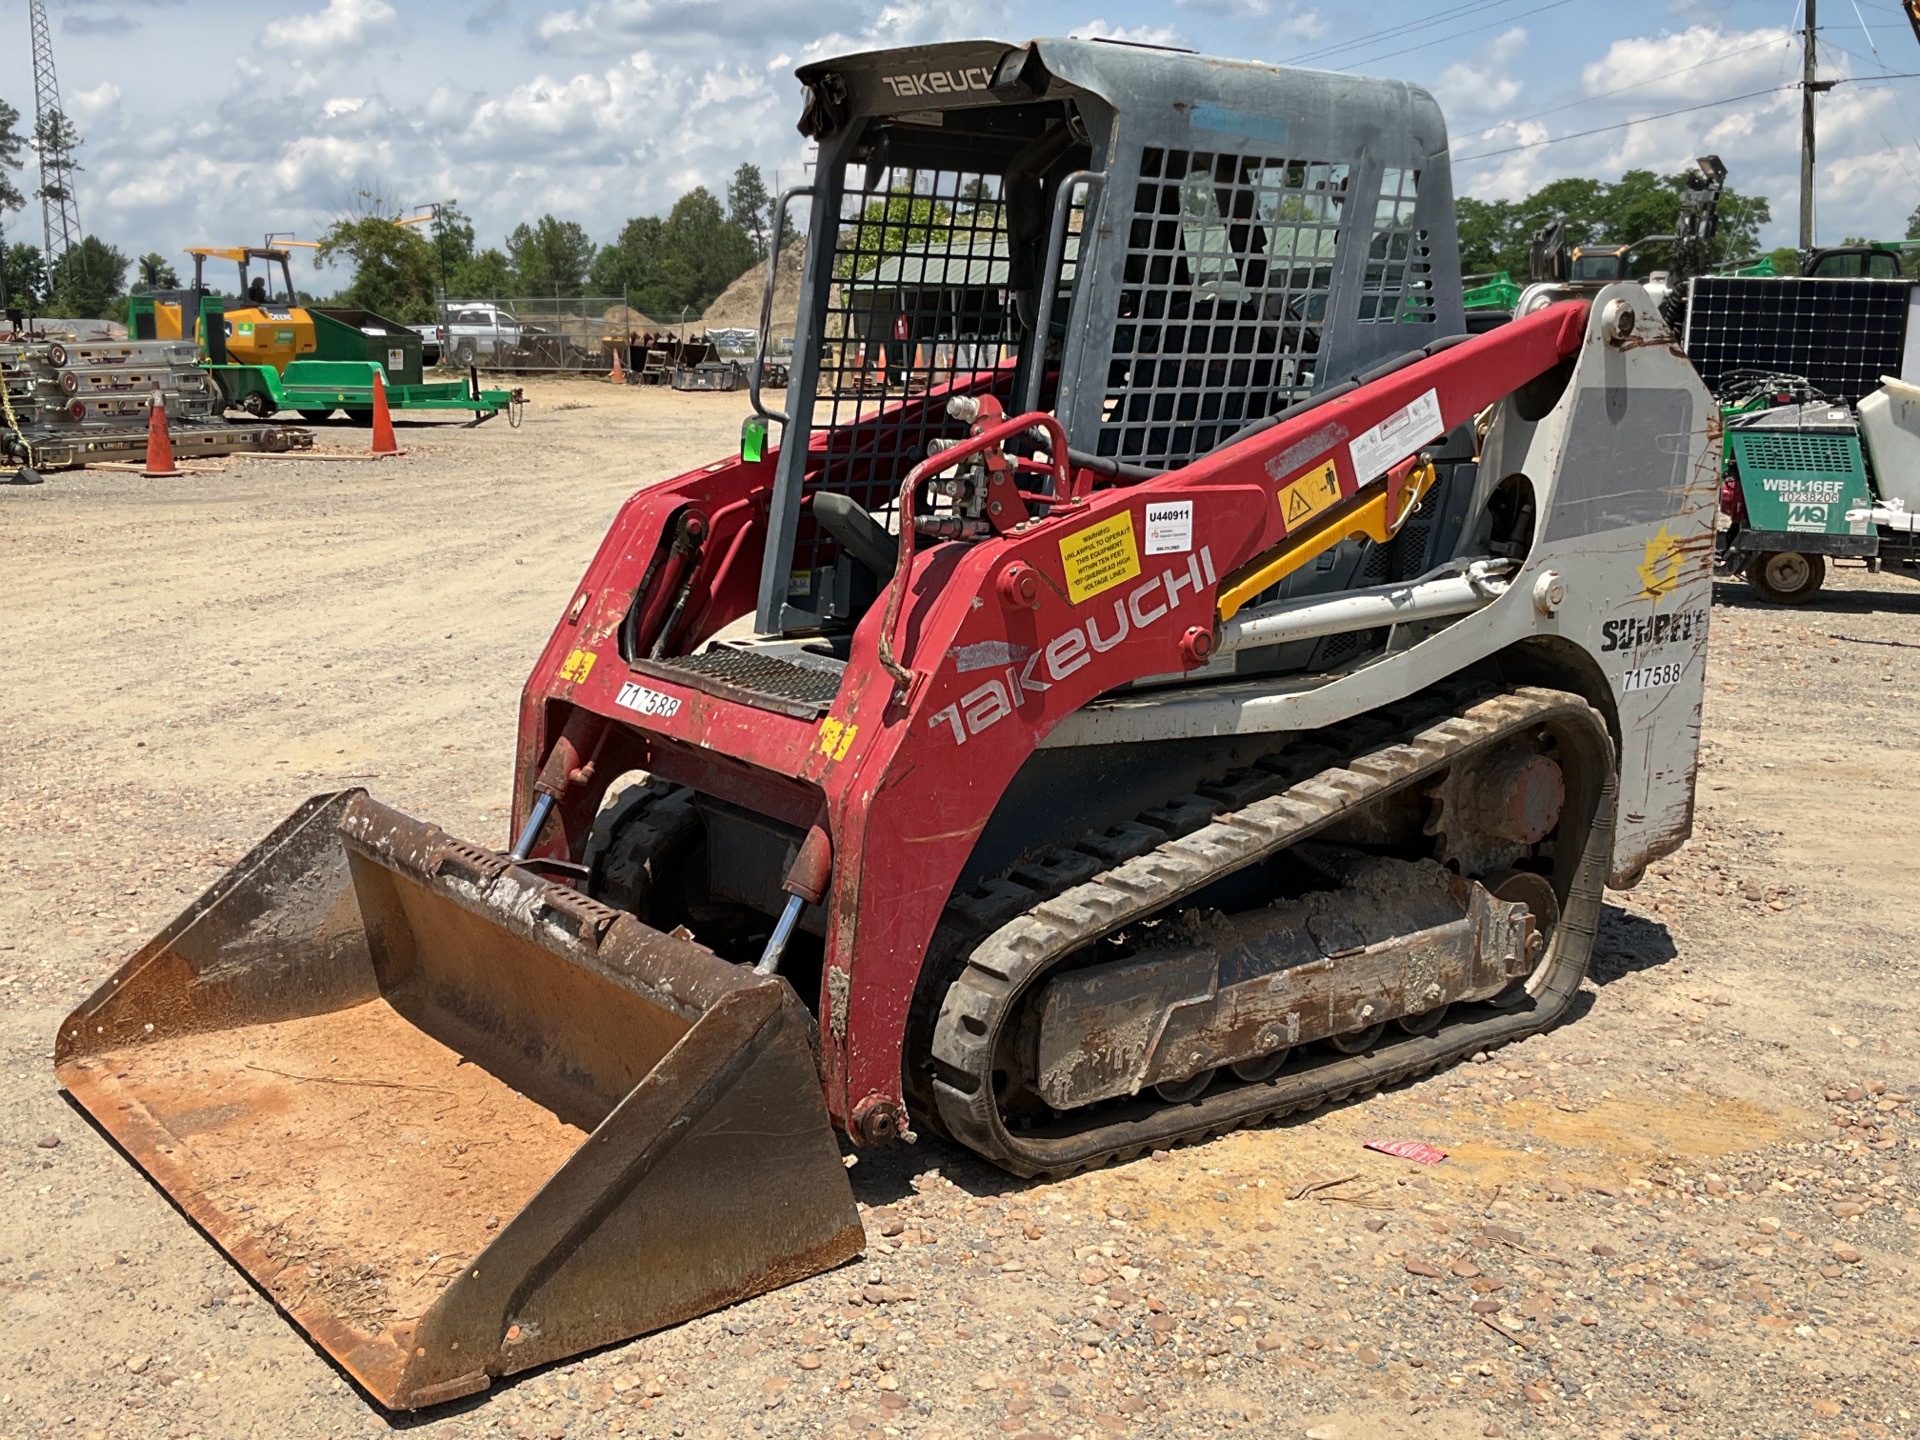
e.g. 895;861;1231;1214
126;247;522;426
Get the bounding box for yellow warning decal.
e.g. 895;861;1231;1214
1637;524;1682;603
559;648;597;683
816;718;859;762
1277;461;1343;531
1058;511;1141;605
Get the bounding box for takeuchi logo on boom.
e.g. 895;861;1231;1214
880;68;994;98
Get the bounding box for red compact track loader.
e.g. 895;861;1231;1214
56;38;1717;1409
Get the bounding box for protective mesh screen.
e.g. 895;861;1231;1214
1098;149;1351;469
1685;278;1912;405
799;166;1026;579
1359;167;1434;324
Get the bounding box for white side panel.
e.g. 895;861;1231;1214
1903;288;1920;383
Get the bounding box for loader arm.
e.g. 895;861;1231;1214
511;300;1590;1136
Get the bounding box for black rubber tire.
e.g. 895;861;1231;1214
453;339;477;367
297;409;336;422
1749;551;1825;605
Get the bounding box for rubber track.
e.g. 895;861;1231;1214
927;684;1617;1179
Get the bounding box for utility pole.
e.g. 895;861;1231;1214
1798;0;1839;254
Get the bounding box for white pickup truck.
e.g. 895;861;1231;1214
410;323;444;366
431;303;532;366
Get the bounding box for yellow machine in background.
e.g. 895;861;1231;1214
128;244;519;424
145;247;317;371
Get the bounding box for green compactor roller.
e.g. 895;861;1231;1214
126;246;523;426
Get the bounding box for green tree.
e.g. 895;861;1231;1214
1454;195;1515;276
588;214;667;298
4;241;45;308
450;246;512;298
1906;202;1920;278
429;203;476;273
838;189;953;278
506;215;596;296
48;234;129;318
30;108;82;215
314;212;439;321
1455;169;1770;281
657;186;756;314
727;163;773;258
0;98;24;309
132;252;179;293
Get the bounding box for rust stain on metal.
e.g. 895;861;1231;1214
55;789;863;1410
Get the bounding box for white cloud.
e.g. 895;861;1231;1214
535;0;869;53
263;0;398;54
1579;24;1796;99
1268;6;1329;42
1069;18;1186;45
1174;0;1271;18
68;83;124;125
1435;28;1527;118
467;0;512;34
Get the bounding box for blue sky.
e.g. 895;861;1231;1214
2;0;1916;291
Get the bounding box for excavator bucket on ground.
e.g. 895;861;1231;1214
53;790;864;1410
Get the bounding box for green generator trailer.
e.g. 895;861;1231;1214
1717;376;1920;603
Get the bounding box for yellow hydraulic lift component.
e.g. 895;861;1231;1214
1216;453;1441;620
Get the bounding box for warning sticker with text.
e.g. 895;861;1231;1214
1347;387;1444;482
1277;461;1343;530
1059;511;1142;604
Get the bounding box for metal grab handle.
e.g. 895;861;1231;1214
750;186;814;426
875;409;1072;690
1022;171;1106;418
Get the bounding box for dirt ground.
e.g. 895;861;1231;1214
3;377;1917;1440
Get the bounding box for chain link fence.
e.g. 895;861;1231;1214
431;295;699;373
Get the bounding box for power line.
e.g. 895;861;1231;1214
1454;84;1794;161
1328;0;1582;73
1289;0;1532;66
1455;71;1920;163
1460;35;1792;140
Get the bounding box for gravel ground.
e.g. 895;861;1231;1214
3;378;1917;1440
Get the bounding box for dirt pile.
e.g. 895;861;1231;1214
700;240;806;336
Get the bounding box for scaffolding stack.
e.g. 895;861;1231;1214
1;335;309;471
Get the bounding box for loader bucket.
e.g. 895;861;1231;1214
53;790;864;1410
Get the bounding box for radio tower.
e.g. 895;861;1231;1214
28;0;82;270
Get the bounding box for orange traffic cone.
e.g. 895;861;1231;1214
610;346;626;384
370;370;402;457
873;340;888;391
143;383;182;478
